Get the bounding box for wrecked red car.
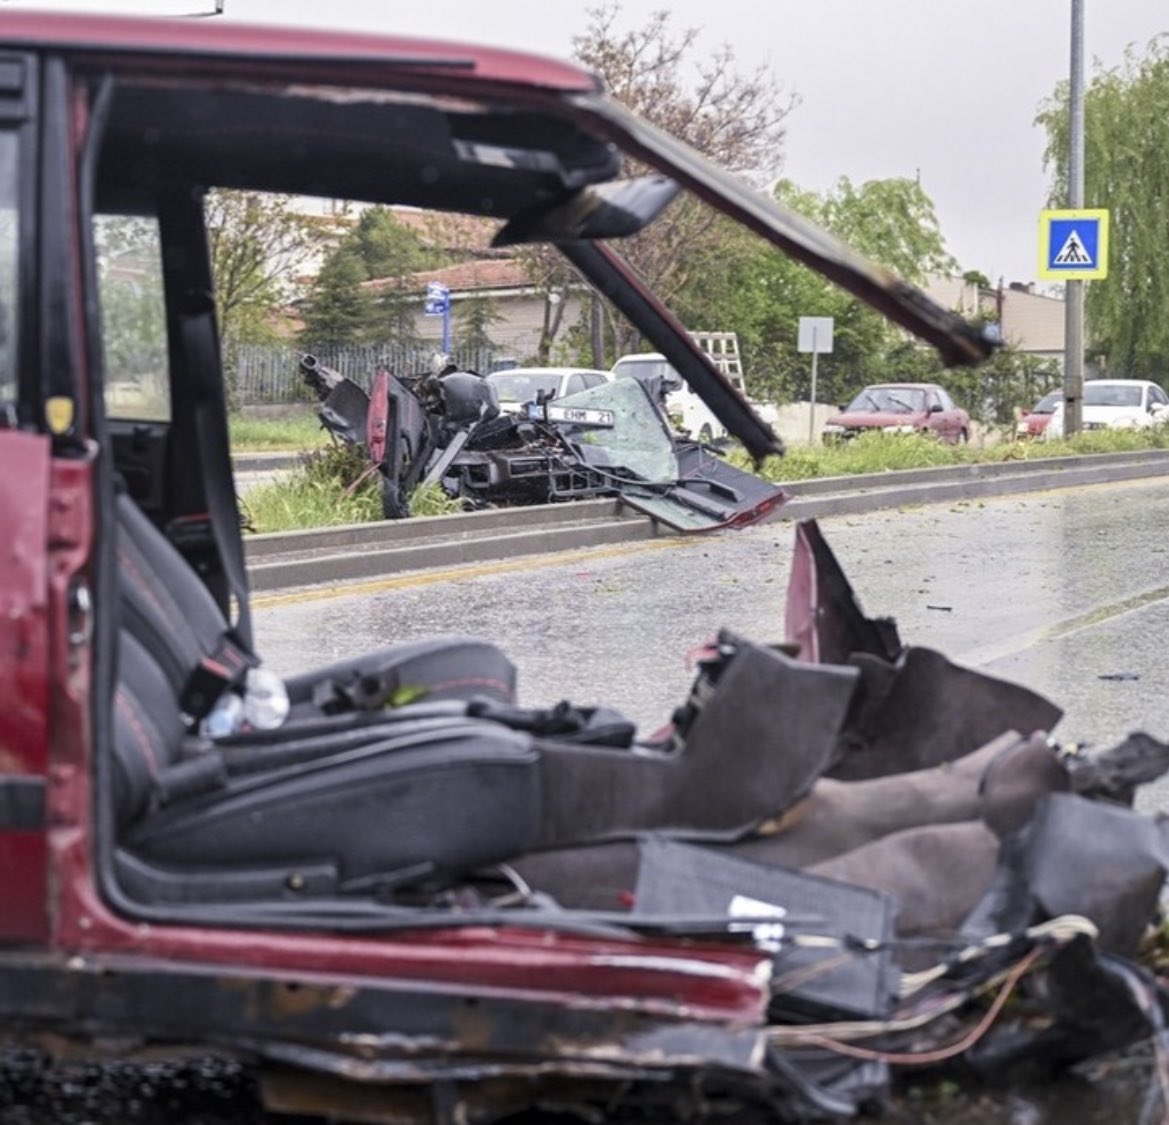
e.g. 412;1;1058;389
4;9;1169;1125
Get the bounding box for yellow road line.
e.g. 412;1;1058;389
251;536;698;611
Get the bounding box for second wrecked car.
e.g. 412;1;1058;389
299;351;789;531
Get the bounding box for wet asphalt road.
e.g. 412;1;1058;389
256;475;1169;786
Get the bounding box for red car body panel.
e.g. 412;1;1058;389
1020;412;1054;437
823;408;964;440
0;11;603;93
0;430;51;943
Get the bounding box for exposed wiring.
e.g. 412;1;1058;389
770;951;860;996
770;989;973;1045
899;914;1100;997
774;946;1043;1066
767;915;1103;1059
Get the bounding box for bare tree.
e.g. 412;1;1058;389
567;4;798;359
513;244;576;363
574;5;793;180
205;190;324;346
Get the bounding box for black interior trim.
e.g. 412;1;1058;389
0;776;45;830
95;82;619;217
77;70;129;935
6;53;37;431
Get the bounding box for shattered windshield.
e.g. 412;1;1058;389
555;376;677;483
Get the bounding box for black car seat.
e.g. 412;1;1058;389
116;491;518;720
111;491;860;907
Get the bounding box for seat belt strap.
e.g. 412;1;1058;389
181;303;255;651
180;630;258;720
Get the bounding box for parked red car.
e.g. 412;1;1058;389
8;9;1163;1125
822;382;971;444
1016;390;1062;438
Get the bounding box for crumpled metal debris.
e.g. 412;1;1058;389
299;353;788;531
508;517;1169;1120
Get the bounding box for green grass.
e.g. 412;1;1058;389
242;444;382;533
733;426;1169;484
241;444;468;533
230;412;329;452
408;482;466;518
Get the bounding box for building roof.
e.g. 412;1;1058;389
389;209;501;254
367;258;531;295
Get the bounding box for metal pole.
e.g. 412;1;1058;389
1063;0;1085;436
808;327;819;445
442;301;451;355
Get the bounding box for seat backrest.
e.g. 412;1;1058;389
116;491;236;700
113;628;189;826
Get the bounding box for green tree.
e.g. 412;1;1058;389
349;206;433;279
300;205;438;346
667;176;957;408
818;176;956;284
453;294;504;355
1036;39;1169;380
356;206;436;347
943;345;1061;428
299;250;374;345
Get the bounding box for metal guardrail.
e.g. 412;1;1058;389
238;450;1169;595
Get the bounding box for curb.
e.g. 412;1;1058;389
241;450;1169;593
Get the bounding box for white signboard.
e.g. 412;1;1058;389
798;316;834;354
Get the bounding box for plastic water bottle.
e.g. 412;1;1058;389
241;667;290;731
200;691;245;740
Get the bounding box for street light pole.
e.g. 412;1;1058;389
1063;0;1085;436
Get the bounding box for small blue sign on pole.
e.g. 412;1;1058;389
423;281;450;316
1038;208;1109;280
423;281;452;353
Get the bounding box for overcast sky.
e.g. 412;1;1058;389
36;0;1169;285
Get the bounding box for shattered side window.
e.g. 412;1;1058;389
96;215;171;422
0;132;18;412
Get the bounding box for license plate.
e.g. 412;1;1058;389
545;405;615;427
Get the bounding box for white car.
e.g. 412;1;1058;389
485;367;611;414
1045;378;1169;439
611;352;780;441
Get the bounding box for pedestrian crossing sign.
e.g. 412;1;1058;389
1038;208;1109;280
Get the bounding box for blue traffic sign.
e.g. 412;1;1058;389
1038;208;1109;280
423;281;451;316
